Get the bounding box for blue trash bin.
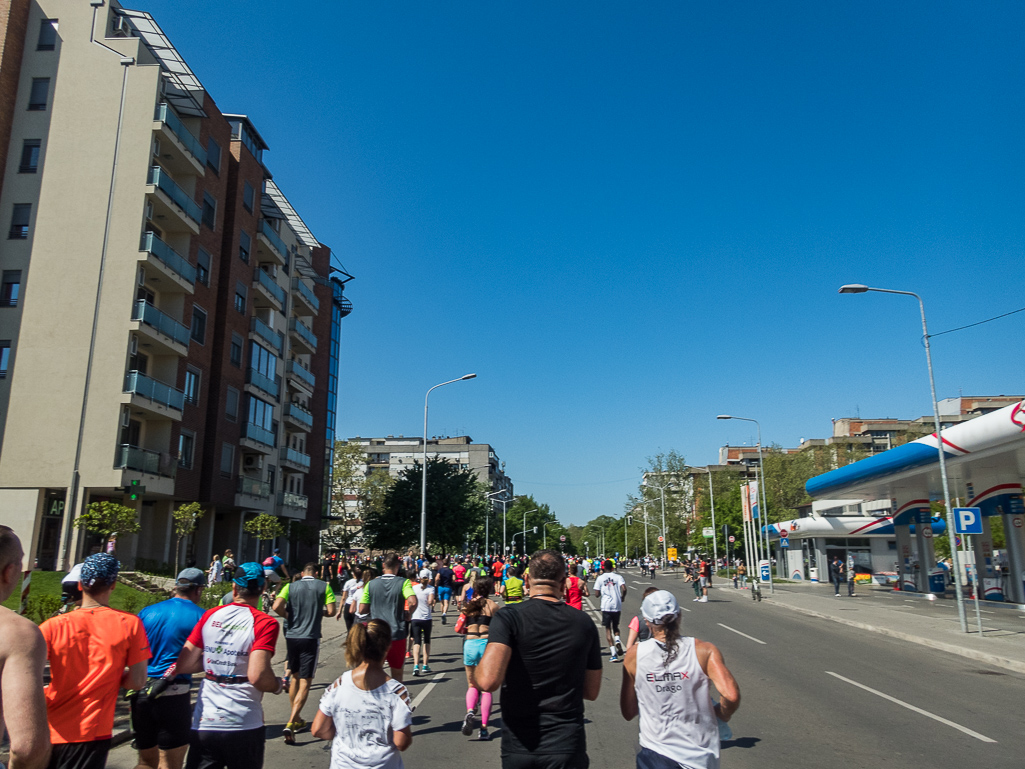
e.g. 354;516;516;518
928;568;946;594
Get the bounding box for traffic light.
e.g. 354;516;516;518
126;479;146;501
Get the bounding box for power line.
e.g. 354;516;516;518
931;305;1025;338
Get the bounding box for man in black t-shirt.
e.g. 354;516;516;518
478;549;602;769
434;560;455;624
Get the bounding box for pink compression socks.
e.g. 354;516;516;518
466;687;479;712
481;691;492;727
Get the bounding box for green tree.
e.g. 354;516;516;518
244;513;285;560
503;496;555;557
74;501;140;554
172;502;205;575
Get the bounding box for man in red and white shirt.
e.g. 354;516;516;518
167;562;282;769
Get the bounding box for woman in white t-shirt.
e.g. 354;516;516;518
410;570;436;677
337;566;364;635
313;619;413;769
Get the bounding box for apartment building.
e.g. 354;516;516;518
0;1;350;571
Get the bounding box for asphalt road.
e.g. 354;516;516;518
105;570;1025;769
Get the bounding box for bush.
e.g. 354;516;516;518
134;558;174;577
200;582;233;609
25;594;62;624
118;590;159;615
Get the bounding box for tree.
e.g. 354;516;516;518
74;501;139;554
244;513;285;560
503;496;555;557
172;502;205;575
624;450;693;554
328;441;395;551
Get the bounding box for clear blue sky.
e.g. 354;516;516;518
145;1;1024;525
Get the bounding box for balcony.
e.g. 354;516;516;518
256;219;287;265
132;300;190;356
140;232;195;292
285;360;315;392
245;367;280;400
249;316;283;354
124;370;185;418
235;475;273;512
252;268;285;309
279;446;311;472
284;402;313;431
289;318;317;354
278;491;308;516
115;444;177;479
154;103;206;174
292;278;319;313
146;166;201;234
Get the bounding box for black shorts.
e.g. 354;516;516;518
130;689;192;750
501;751;590;769
184;728;265;769
285;637;320;679
601;611;621;631
410;619;433;645
47;739;112;769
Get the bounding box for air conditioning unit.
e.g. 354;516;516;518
111;15;131;37
152;138;161;157
129;336;138;355
243;455;264;470
137;267;146;286
144;201;154;221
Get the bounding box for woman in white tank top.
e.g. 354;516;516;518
620;590;741;769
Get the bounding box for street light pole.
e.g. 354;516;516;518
521;508;538;557
420;374;477;555
707;467;718;569
839;283;968;633
485;490;508;558
644;480;672;566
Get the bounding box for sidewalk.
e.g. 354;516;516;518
756;580;1025;674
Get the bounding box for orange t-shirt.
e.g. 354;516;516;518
41;606;151;743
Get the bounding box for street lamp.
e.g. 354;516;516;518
625;515;632;562
484;490;508;557
521;508;538;556
643;478;673;566
543;520;555;549
839;283;968;632
420;374;477;554
511;527;537;557
717;415;773;593
706;467;719;570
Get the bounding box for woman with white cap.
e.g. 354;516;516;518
620;590;741;769
410;568;436;677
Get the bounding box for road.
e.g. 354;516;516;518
106;569;1025;768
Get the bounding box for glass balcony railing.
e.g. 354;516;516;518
250;316;283;353
154;103;206;165
285;402;313;427
286;360;315;389
141;232;196;285
246;367;280;398
115;444;177;478
238;476;271;498
254;268;286;305
292;278;320;311
279;491;309;510
258;219;287;259
290;319;317;349
147;166;201;224
244;422;276;447
124;370;185;411
279;447;311;470
132;300;190;348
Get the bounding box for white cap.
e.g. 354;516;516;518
62;563;83;585
641;590;680;624
418;569;431;580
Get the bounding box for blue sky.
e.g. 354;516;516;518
144;1;1024;525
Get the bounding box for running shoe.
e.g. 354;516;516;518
413;665;420;677
699;596;708;603
478;727;490;741
406;651;413;659
422;664;432;674
282;724;295;745
614;637;624;656
461;710;476;736
292;718;307;732
610;654;619;663
441;613;447;625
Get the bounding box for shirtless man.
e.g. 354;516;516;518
0;526;50;769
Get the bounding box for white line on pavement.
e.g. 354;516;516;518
628;585;638;590
635;581;651;585
717;623;766;645
411;672;446;710
825;672;996;743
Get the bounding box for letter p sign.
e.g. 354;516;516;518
954;507;983;535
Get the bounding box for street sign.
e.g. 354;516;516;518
955;536;962;547
667;547;678;561
954;507;983;535
779;528;788;538
759;559;770;582
1014;518;1023;529
702;527;714;539
781;539;789;548
560;535;566;542
658;535;664;543
728;536;735;543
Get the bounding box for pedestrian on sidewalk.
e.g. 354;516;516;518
830;555;844;597
736;561;747;589
847;553;856;596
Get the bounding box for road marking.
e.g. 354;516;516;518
635;581;651;585
825;672;996;743
628;585;638;590
411;672;445;710
680;607;691;612
717;623;766;645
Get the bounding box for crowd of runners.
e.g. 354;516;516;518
0;525;741;769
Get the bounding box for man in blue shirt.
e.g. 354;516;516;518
131;568;207;769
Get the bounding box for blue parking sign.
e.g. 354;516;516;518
953;507;983;535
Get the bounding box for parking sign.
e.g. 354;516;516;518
954;507;983;535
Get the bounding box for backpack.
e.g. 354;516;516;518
262;556;276;567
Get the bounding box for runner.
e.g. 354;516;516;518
337;565;363;634
452;557;467;600
500;566;524;604
565;561;590;610
411;569;435;677
625;587;660;648
593;559;627;662
357;554;418;683
492;556;505;585
261;548;290;606
435;558;455;624
459;577;499;741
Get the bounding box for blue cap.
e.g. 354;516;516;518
233;562;266;589
80;553;120;588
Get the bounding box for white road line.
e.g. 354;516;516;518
628;585;638;590
717;623;766;645
825;672;996;743
680;607;691;612
635;581;652;585
411;672;445;710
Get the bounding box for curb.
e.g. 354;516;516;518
764;598;1025;676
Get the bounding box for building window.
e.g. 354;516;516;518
207;138;221;174
8;204;30;239
239;230;250;263
195;248;210;286
37;19;58;50
248;395;274;430
184;367;200;405
234;283;247;313
249;341;277;379
1;272;21;307
229;333;243;367
201;193;216;230
0;342;9;378
19;140;40;173
243;181;255;213
191;306;207;344
220;443;234;476
179;431;195;469
226;386;240;421
27;78;49;110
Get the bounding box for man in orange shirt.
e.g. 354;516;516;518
40;552;150;769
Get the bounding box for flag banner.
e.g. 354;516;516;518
741;483;752;523
749;482;760;520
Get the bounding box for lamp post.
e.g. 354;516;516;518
543;520;555;549
717;415;773;593
521;508;538;556
485;490;508;558
644;479;672;566
512;527;537;557
707;467;719;570
420;374;477;554
839;283;967;633
625;515;633;562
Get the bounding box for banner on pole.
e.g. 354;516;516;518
749;482;760;520
741;483;752;523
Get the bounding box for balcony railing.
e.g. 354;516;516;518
141;232;196;285
244;422;276;447
258;219;287;259
285;402;313;427
154;103;206;165
132;300;190;348
286;360;315;389
292;278;320;311
279;491;308;510
115;444;177;478
254;268;286;305
290;318;317;350
246;367;280;398
250;316;283;353
238;476;271;498
147;166;201;224
124;370;185;411
279;447;311;470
